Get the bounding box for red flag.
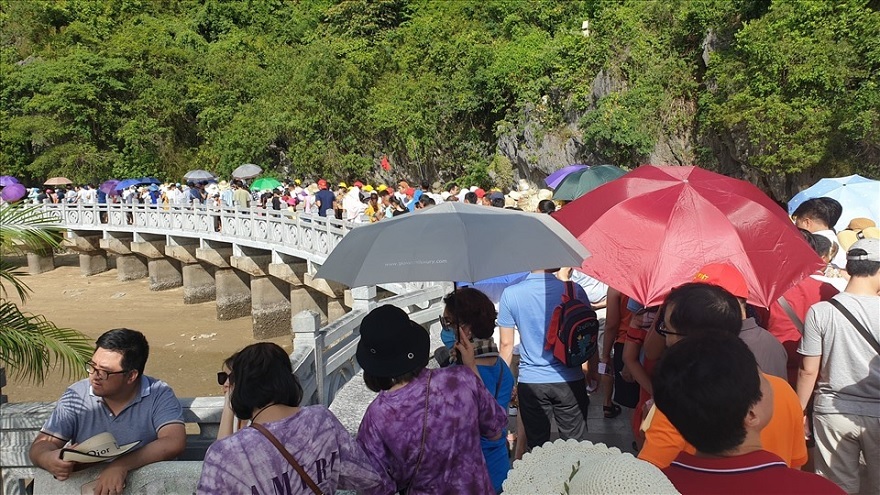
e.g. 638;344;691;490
381;155;391;171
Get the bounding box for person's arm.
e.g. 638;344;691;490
796;355;820;412
601;289;620;364
29;433;75;480
93;423;186;494
500;326;515;366
622;339;652;395
217;392;237;440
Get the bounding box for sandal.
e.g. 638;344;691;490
603;403;622;419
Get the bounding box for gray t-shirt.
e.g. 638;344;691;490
739;317;788;381
41;376;184;450
798;292;880;417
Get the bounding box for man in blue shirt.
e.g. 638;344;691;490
30;329;185;495
498;269;592;450
315;179;337;218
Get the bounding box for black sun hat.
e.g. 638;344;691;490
356;305;430;378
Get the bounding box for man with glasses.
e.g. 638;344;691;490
29;328;185;495
638;283;807;471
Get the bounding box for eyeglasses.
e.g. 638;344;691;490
86;362;129;380
217;371;229;386
654;308;685;337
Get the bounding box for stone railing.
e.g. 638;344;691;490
38;202;352;263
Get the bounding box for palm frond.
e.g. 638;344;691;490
0;204;63;254
0;258;31;302
0;300;92;384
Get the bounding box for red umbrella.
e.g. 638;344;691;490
552;165;824;308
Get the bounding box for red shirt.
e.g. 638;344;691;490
663;450;844;494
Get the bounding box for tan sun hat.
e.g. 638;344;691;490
60;432;140;463
503;439;679;495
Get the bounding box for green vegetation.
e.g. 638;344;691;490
1;0;877;193
0;205;91;383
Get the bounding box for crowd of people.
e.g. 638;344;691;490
25;177;878;494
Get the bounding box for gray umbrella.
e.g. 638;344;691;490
231;163;262;179
183;169;217;181
315;202;590;287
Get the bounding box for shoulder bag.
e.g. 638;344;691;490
251;422;324;495
828;299;880;355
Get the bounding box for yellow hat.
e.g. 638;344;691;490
377;184;388;192
294;179;301;185
363;185;374;192
338;182;347;188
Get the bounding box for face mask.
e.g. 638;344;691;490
440;326;456;349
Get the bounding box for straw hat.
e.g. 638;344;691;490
503;439;679;495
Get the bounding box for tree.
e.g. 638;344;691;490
0;204;91;383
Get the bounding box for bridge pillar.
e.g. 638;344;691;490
26;252;54;275
290;286;328;324
215;268;251;321
251;276;291;339
327;298;348;322
148;258;182;291
116;254;149;281
79;252;109;276
182;263;215;304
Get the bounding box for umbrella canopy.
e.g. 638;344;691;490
99;179;120;194
552;165;824;308
138;177;161;185
1;183;27;202
552;165;627;201
250;177;281;191
183;169;217;181
315;202;590;287
114;178;141;191
232;163;263;179
545;165;589;189
0;175;20;187
44;177;73;186
787;174;879;231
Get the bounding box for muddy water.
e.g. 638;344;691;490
3;254;291;403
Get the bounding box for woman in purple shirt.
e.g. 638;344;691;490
356;305;509;494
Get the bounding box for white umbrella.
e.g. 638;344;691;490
315;202;590;287
183;169;217;181
231;163;262;180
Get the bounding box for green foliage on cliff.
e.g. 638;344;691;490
1;0;877;189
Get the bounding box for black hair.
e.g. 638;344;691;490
229;343;303;419
653;333;762;455
816;197;842;229
95;328;150;376
846;247;880;277
799;228;820;254
490;197;505;208
811;233;833;259
443;288;497;339
378;189;390;198
464;192;478;204
537;199;556;214
663;283;741;337
792;198;833;229
363;368;423;393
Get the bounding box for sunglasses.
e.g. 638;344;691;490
654;306;685;337
217;371;229;386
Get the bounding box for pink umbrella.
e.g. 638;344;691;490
1;183;27;202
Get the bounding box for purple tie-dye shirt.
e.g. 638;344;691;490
357;366;508;494
197;405;381;494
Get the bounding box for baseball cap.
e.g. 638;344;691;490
317;179;327;189
475;188;486;198
847;238;879;262
692;263;749;300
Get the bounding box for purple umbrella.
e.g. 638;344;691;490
99;179;120;194
0;175;20;187
1;183;27;202
545;164;589;189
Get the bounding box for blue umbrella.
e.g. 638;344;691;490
788;174;879;231
545;165;588;189
115;178;141;191
138;177;161;185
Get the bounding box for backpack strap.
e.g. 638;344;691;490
828;299;880;355
777;295;804;335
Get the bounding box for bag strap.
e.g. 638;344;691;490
828;299;880;355
777;296;804;335
564;281;576;301
406;370;432;494
251;422;324;495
